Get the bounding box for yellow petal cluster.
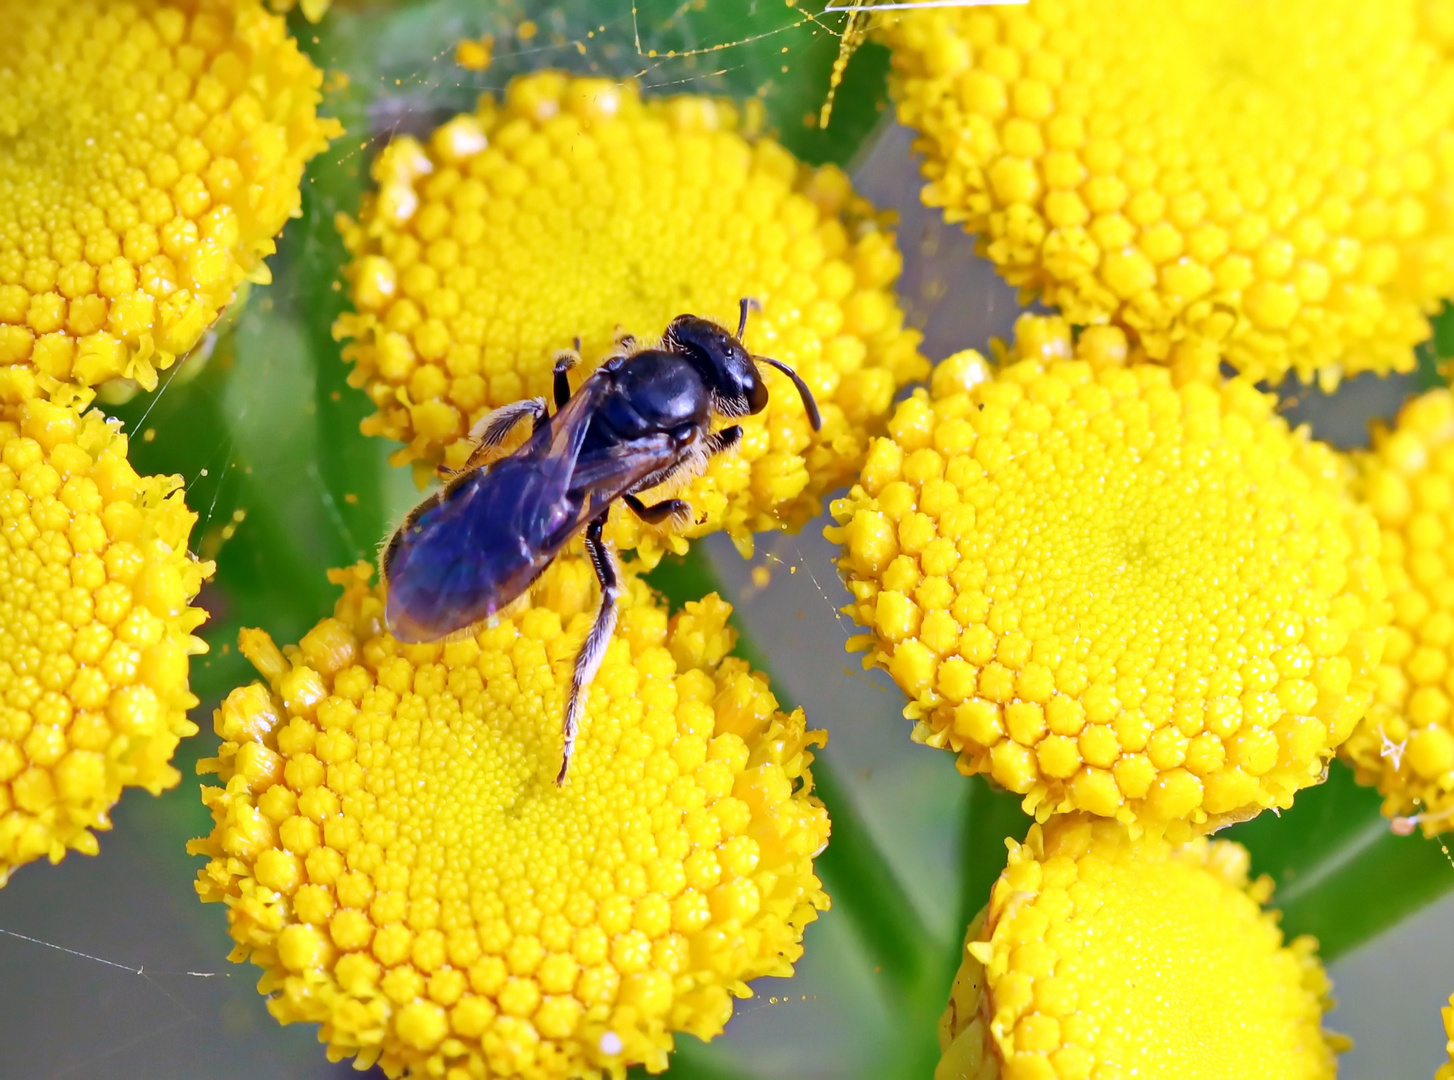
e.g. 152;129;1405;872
0;0;340;402
879;0;1454;387
191;558;830;1078
937;816;1343;1080
0;399;212;886
829;316;1387;832
335;70;926;562
1342;390;1454;835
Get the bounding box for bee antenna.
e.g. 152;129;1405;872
755;355;822;432
736;296;761;340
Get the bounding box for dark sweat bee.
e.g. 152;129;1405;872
381;300;821;783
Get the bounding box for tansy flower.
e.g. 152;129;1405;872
190;558;829;1078
879;0;1454;387
0;399;212;886
937;815;1344;1080
1342;390;1454;835
829;316;1387;832
334;70;926;563
0;0;340;403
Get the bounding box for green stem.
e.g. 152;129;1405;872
953;777;1031;941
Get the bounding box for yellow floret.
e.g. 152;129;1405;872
879;0;1454;387
0;399;212;886
334;70;926;563
0;0;341;403
267;0;331;19
455;35;494;73
1342;390;1454;835
829;316;1387;833
190;558;830;1078
937;816;1344;1080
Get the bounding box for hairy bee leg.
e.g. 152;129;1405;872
706;425;743;457
623;493;691;525
552;346;580;410
469;397;548;445
461;397;548;469
559;513;619;785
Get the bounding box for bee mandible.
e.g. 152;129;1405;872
381;299;821;783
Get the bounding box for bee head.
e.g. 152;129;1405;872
664;311;767;418
664;300;821;430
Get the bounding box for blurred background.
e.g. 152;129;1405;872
1;3;1451;1078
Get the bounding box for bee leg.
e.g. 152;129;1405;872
623;493;692;526
559;512;619;785
469;397;548;445
463;397;548;468
705;425;743;457
552;346;580;410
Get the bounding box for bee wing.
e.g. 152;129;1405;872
568;432;684;517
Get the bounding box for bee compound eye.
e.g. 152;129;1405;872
747;368;769;414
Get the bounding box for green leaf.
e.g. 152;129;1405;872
1225;761;1454;960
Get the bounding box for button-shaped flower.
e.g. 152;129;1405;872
938;816;1344;1079
0;399;212;885
1343;390;1454;834
0;0;340;402
335;71;926;562
879;0;1454;387
191;558;830;1078
830;317;1387;832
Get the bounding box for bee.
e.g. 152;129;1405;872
381;299;821;783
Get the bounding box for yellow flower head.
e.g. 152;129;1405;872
191;558;830;1078
1342;390;1454;835
0;0;340;402
937;816;1343;1080
879;0;1454;387
335;70;926;562
0;399;212;886
829;316;1387;832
